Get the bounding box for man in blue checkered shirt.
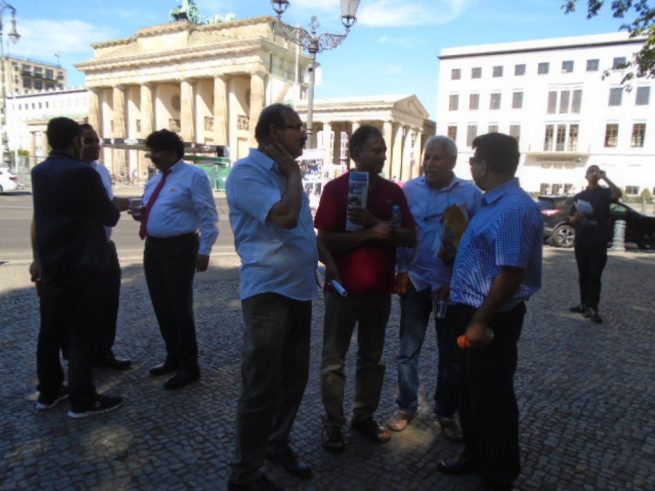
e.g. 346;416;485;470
437;133;542;491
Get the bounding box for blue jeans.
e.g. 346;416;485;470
396;285;463;418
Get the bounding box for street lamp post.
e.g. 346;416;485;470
270;0;360;148
0;0;19;169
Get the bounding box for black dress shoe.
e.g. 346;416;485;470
266;447;313;479
149;360;178;377
437;456;481;475
93;354;132;370
163;368;200;390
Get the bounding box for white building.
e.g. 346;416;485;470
437;32;655;197
6;87;88;167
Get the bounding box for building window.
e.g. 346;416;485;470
636;86;650;105
471;67;481;79
568;124;579;151
544;125;554;151
547;91;557;113
604;124;619;147
514;64;526;76
34;80;43;90
608;87;623;106
556;124;566;151
612;57;627;69
509;124;521;143
562;60;574;73
451;68;461;80
469;93;479;110
512;91;523;109
586;59;599;71
559;90;570;113
490;93;501;110
538;62;549;74
625;186;640;195
447;125;457;142
631;123;646;147
23;78;32;89
488;124;498;133
571;90;582;113
45;69;54;79
466;125;478;146
449;94;459;111
492;65;503;77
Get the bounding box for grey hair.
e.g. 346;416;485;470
424;135;457;158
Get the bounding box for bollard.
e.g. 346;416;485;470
611;219;626;251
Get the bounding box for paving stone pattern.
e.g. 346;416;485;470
0;247;653;490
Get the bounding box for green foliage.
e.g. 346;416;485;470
562;1;655;79
640;187;653;203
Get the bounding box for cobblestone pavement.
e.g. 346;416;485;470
1;245;654;491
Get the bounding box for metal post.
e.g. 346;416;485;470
0;20;9;168
306;49;317;148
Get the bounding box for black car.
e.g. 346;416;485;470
537;196;655;249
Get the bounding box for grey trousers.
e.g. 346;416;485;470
321;292;391;427
229;293;311;486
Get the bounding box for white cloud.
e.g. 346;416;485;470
8;19;120;61
359;0;471;27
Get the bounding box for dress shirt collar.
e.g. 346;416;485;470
158;159;183;175
249;148;277;171
482;177;520;206
419;174;462;193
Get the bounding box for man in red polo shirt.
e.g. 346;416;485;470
315;125;416;452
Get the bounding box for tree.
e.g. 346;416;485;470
562;1;655;79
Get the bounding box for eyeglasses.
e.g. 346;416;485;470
279;123;306;132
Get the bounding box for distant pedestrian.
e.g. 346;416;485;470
315;125;416;452
136;129;219;390
437;133;542;491
31;117;124;418
226;103;338;491
569;165;621;324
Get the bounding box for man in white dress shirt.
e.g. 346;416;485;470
138;129;219;390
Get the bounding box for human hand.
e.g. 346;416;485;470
433;285;451;301
396;272;410;295
196;254;210;272
347;206;379;228
366;220;392;241
265;143;300;178
29;261;41;283
463;321;494;348
113;197;130;212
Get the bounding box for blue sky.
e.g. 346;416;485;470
16;0;627;117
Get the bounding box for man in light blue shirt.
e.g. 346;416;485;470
226;104;337;491
137;129;218;391
387;136;481;439
437;133;542;491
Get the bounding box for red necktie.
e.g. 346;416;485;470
139;170;171;240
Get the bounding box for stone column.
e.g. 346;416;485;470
348;121;361;168
213;76;228;146
112;86;126;138
180;79;195;143
392;124;405;182
88;88;102;135
383;121;394;178
402;128;415;181
112;85;127;182
140;83;154;138
322;121;333;169
248;72;266;146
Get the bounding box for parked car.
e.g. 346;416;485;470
538;195;655;249
0;167;18;194
537;196;575;248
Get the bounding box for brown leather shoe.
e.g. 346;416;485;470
387;410;414;432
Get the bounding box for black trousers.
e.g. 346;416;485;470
230;293;311;485
144;233;199;370
37;275;102;404
574;242;608;310
450;302;525;490
93;240;121;360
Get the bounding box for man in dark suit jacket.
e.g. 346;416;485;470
31;117;125;419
